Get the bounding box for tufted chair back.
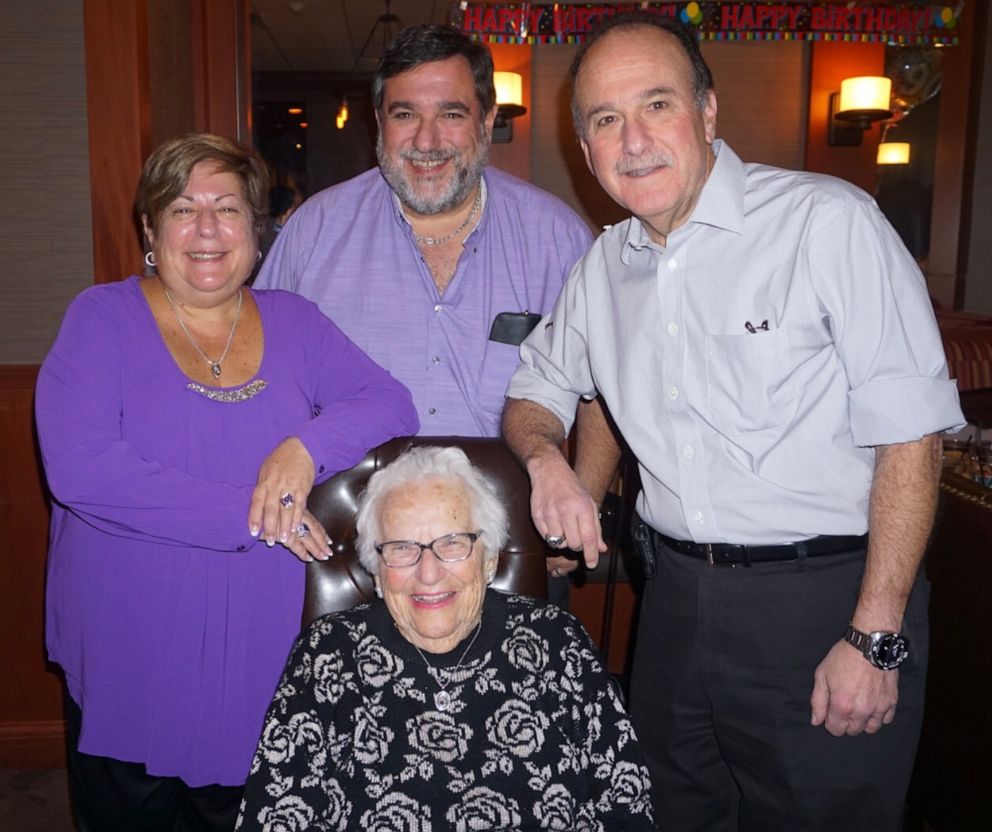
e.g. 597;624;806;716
302;437;548;627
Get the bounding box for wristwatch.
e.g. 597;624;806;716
844;624;910;670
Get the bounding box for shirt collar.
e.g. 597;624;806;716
620;139;745;264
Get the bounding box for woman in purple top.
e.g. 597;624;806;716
35;133;418;831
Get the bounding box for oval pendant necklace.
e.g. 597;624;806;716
163;287;243;380
411;619;483;712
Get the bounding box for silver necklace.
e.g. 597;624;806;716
411;619;483;712
163;287;243;380
410;188;482;246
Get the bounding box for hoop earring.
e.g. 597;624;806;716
256;250;262;262
144;251;156;268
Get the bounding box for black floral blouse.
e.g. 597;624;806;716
236;590;655;831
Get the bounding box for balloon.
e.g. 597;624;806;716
886;47;942;120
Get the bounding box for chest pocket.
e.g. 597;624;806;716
705;328;797;435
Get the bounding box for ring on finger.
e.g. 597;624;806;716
545;534;565;548
295;522;310;539
551;567;563;578
280;492;294;508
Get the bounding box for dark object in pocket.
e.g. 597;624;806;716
630;515;658;580
489;311;542;346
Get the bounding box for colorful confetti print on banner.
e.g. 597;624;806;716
450;2;961;46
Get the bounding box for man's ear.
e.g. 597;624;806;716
579;136;595;177
483;104;498;143
703;90;718;145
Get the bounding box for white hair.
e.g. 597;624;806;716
355;445;509;575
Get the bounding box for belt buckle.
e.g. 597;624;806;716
704;543;715;566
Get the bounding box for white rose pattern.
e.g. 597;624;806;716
235;597;654;831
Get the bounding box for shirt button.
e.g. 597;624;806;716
428;407;436;415
236;545;246;552
432;355;440;364
683;445;694;459
667;322;679;336
433;304;442;313
668;387;679;399
694;511;705;523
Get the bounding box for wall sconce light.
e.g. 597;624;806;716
335;97;348;130
492;71;526;143
828;76;893;147
877;141;911;165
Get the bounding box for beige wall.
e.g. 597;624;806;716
0;2;93;363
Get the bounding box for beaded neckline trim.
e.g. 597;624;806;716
186;379;268;403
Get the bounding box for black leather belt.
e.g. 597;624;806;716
652;530;867;567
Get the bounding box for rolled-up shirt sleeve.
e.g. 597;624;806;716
807;198;964;446
506;261;597;436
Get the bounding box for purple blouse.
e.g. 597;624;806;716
35;277;418;786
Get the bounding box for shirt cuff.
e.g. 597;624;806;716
849;376;965;446
506;369;581;436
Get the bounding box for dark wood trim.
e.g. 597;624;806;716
192;0;252;141
0;721;66;769
0;364;42;389
0;364;64;768
83;0;151;284
928;0;985;309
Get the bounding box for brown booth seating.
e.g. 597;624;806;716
301;436;549;627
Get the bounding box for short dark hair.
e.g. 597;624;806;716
372;24;496;119
135;133;269;240
569;13;714;138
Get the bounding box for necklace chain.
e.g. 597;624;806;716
411;619;483;712
163;287;243;380
410;188;483;246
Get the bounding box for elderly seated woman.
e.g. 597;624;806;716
236;445;655;831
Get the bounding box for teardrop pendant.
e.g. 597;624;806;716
434;690;451;712
210;363;222;379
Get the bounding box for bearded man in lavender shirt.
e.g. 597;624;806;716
257;24;621;581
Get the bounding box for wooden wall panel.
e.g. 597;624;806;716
192;0;252;141
930;0;982;310
83;0;151;284
0;366;64;767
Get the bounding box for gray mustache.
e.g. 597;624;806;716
615;155;671;175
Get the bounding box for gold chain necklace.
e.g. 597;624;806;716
410;188;483;246
163;287;243;380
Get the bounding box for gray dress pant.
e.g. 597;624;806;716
628;542;928;832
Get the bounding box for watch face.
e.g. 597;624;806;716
869;633;910;670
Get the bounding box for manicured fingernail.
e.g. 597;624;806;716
279;532;289;543
249;525;259;537
266;538;274;548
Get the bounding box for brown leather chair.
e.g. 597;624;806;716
302;436;549;627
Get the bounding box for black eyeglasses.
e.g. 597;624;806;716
374;532;482;568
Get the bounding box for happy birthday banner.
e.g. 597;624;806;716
451;2;960;45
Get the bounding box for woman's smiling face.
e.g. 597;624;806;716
375;477;491;654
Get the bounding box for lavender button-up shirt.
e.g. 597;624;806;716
256;166;593;436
